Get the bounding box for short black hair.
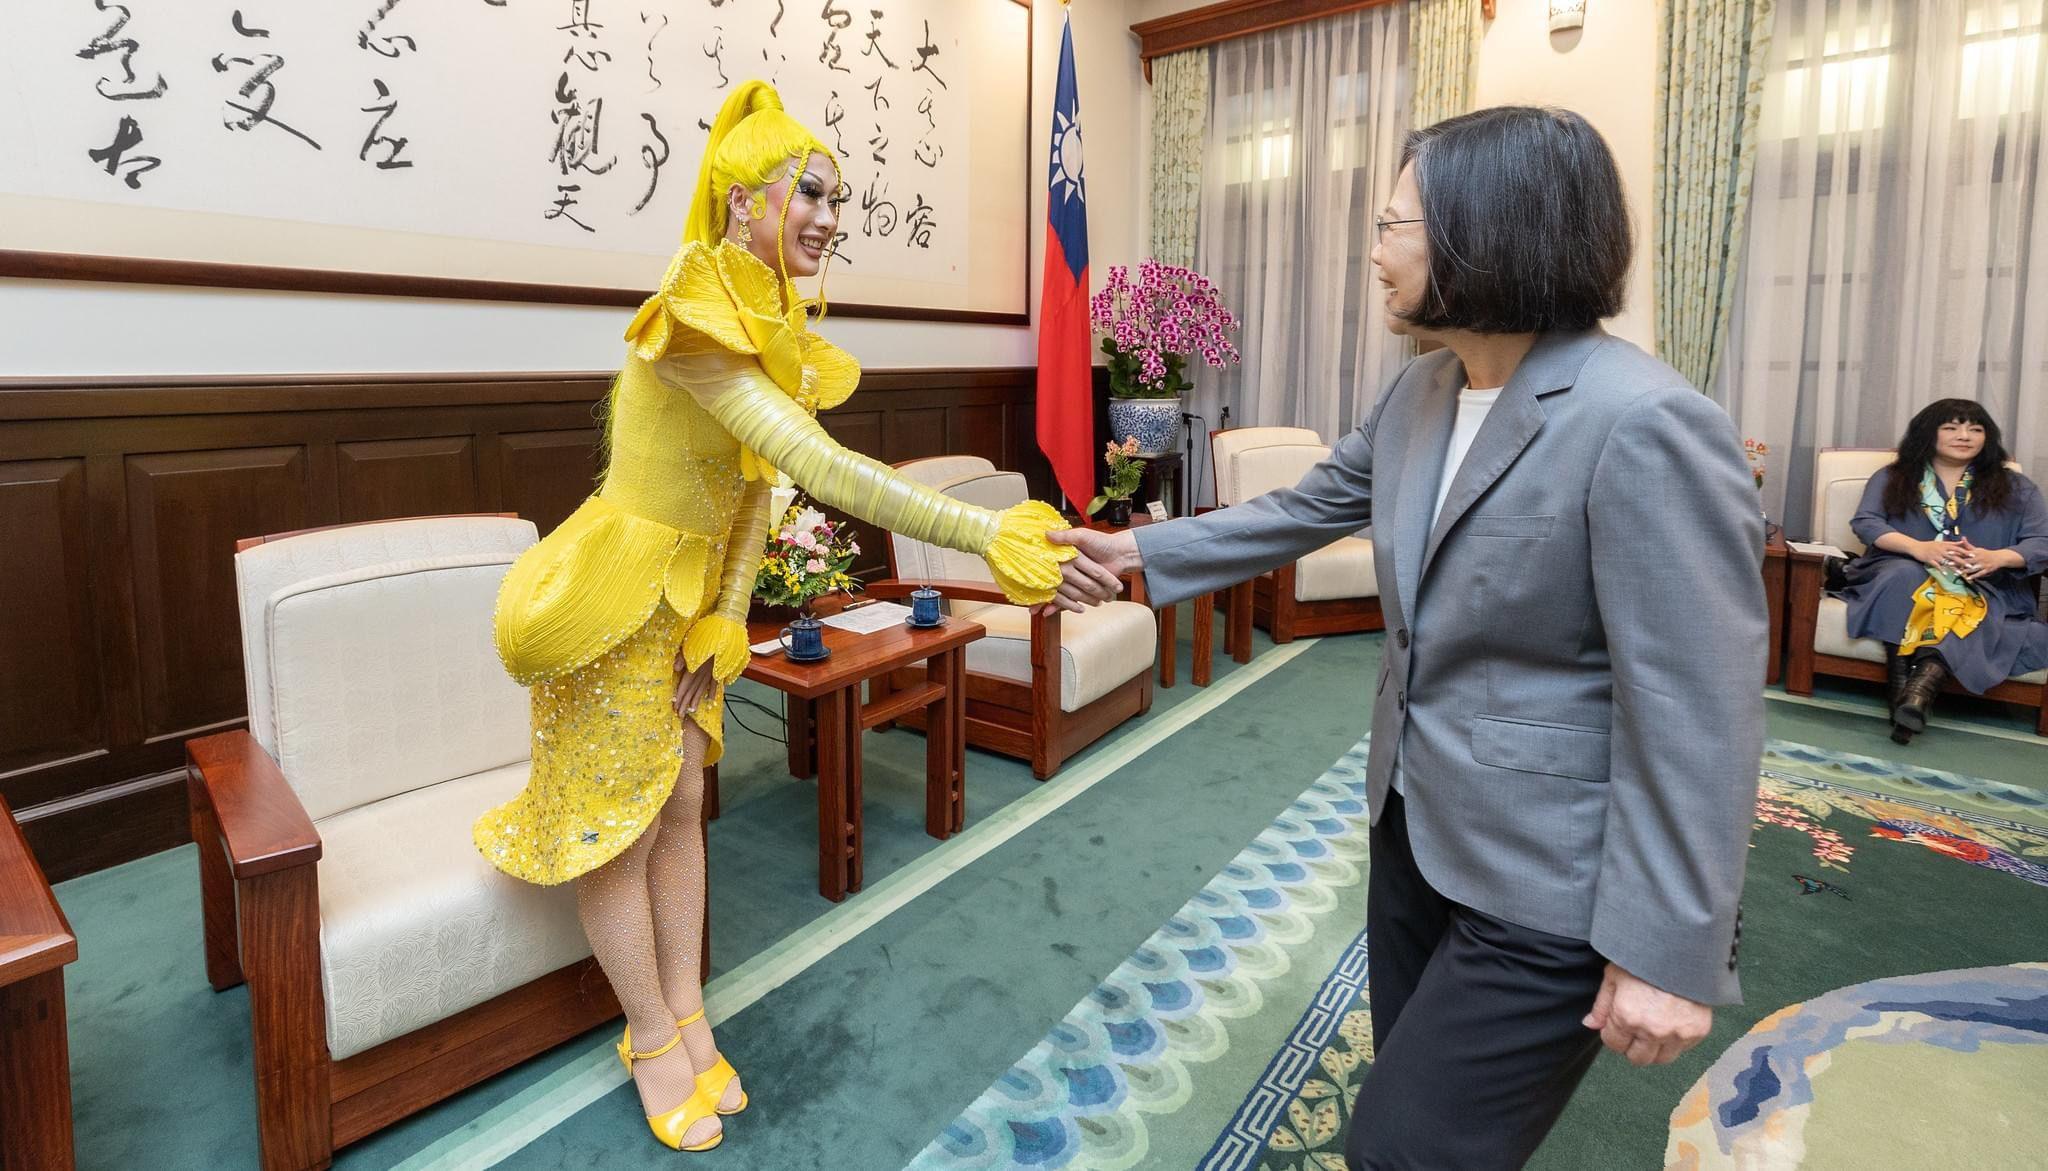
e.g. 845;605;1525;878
1398;106;1632;334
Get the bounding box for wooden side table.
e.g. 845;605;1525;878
0;795;77;1171
744;613;983;901
1137;451;1187;519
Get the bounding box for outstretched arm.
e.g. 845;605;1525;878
656;341;1072;604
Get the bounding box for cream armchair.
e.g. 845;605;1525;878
1211;427;1383;653
186;515;627;1170
865;457;1156;779
1785;448;2047;735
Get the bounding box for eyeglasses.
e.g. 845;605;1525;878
1375;217;1423;239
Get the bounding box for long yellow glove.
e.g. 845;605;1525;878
655;341;1074;605
682;477;775;685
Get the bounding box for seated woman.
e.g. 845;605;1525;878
1838;398;2048;742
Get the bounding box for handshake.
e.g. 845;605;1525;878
1032;526;1149;617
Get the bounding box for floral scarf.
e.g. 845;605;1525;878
1900;467;1986;655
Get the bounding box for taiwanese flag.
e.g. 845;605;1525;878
1036;12;1093;510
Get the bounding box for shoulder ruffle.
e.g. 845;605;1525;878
624;241;861;452
493;496;725;686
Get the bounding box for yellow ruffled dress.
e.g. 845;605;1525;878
475;240;1072;885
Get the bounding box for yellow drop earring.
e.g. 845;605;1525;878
736;217;752;246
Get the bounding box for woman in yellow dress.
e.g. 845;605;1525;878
476;80;1073;1152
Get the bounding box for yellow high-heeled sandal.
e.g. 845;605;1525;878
677;1008;749;1117
617;1025;723;1152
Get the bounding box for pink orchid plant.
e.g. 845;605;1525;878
1089;259;1241;398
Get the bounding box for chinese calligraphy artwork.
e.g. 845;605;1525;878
0;0;1026;319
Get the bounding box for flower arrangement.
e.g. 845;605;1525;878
1089;259;1241;399
1744;438;1770;492
754;497;861;613
1087;436;1145;518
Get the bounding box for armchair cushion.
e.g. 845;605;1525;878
315;761;588;1060
1212;427;1324;505
886;459;1028;589
953;599;1157;712
1812;450;1895;554
1232;443;1332;503
1814;595;2047;683
1813;596;1887;665
1294;536;1379;602
266;554;531;823
237;516;536;759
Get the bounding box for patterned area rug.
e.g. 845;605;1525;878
1665;963;2048;1168
904;741;1375;1171
1199;926;1369;1171
1205;738;2048;1171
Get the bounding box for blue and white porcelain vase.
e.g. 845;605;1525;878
1107;396;1183;457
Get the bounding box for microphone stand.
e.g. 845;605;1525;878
1181;410;1206;516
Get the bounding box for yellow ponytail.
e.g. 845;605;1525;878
682;81;839;254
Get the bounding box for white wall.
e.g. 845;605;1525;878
0;0;1153;379
1;0;1665;378
1475;0;1659;347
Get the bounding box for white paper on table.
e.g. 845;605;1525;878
819;601;916;634
1786;541;1848;559
749;638;784;655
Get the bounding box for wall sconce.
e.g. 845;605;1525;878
1549;0;1588;31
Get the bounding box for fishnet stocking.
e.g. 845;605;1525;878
650;724;744;1112
577;816;720;1146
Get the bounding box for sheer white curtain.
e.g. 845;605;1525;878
1715;0;2048;534
1192;5;1411;459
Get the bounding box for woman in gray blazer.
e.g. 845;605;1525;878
1050;107;1766;1169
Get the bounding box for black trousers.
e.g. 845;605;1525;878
1344;792;1609;1171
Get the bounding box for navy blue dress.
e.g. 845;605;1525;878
1838;470;2048;694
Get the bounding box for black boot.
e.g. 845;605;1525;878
1885;646;1914;711
1893;653;1951;734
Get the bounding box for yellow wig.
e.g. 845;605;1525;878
683;81;843;318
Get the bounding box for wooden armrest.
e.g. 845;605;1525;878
862;578;1014;606
186;731;322;879
0;794;76;986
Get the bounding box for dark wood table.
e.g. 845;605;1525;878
1;794;77;1171
1137;451;1187;520
742;612;983;901
1764;530;1788;685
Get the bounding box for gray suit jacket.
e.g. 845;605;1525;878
1135;329;1764;1005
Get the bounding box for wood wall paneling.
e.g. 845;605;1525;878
891;408;949;463
0;368;1046;880
819;410;890;579
495;430;601;539
337;436;481;524
951;404;1009;471
126;447;310;741
0;460;102;793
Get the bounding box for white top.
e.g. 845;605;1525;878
1430;386;1504;527
1397;384;1502;797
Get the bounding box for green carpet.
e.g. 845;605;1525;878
53;620;1369;1170
46;614;2048;1170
